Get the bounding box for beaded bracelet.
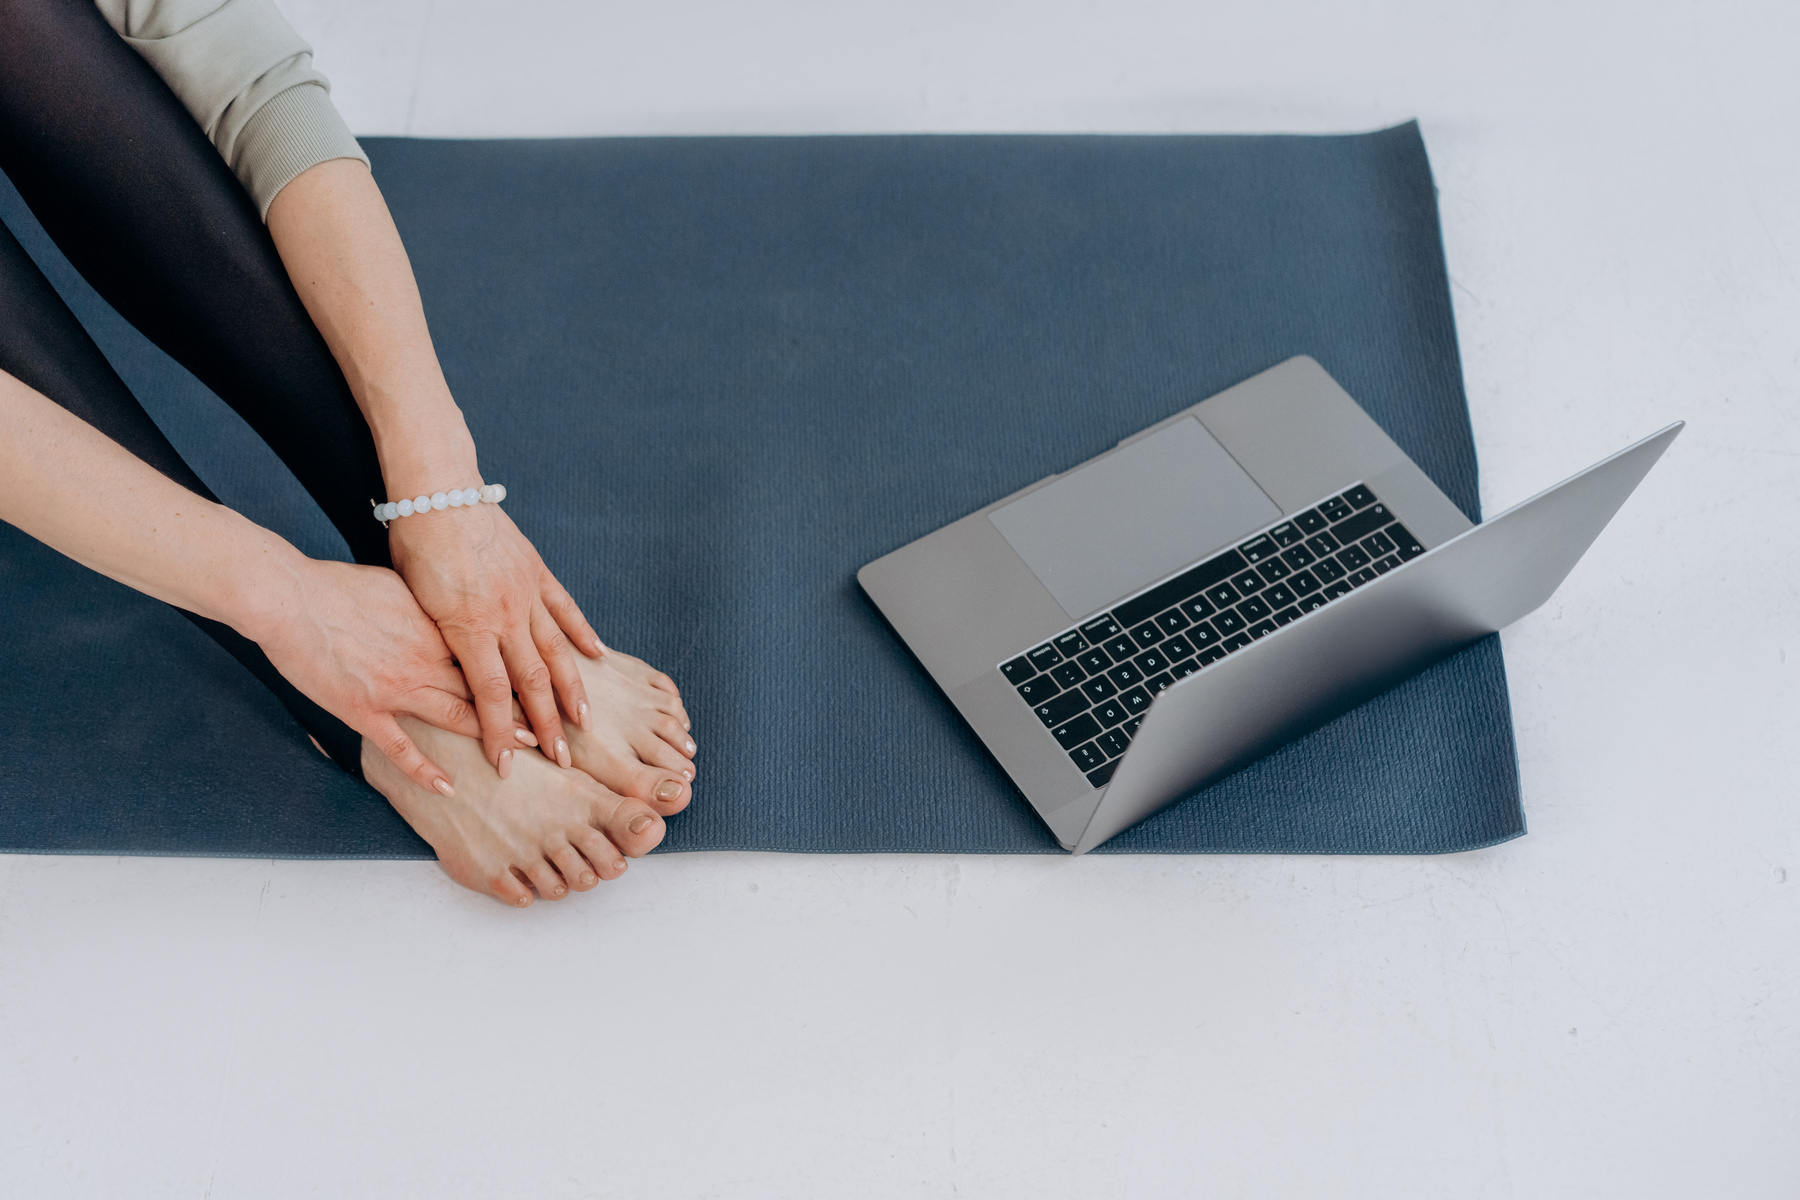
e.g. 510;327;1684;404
372;484;507;526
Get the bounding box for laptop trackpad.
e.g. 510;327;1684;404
988;416;1281;618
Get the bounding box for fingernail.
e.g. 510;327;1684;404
433;778;455;797
514;727;538;747
498;748;513;779
630;813;655;834
655;780;681;802
580;871;597;886
684;738;696;754
555;738;570;769
578;701;591;732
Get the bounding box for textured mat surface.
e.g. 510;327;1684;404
0;121;1523;857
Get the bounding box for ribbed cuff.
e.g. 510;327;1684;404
233;82;370;219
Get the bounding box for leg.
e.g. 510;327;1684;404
0;218;365;771
0;0;388;566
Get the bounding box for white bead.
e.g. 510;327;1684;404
492;484;507;503
414;495;431;513
479;484;499;504
383;503;399;521
396;499;414;517
430;492;448;510
447;490;464;507
461;488;479;505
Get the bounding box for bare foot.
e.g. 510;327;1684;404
553;647;697;819
363;716;669;907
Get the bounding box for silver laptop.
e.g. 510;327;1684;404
858;356;1680;853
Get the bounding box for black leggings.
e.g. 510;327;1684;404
0;0;382;775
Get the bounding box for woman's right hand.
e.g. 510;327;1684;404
247;558;492;795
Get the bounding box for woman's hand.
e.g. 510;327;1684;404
249;557;491;795
386;500;603;775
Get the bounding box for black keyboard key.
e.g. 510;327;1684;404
1204;581;1240;607
1341;484;1377;509
1330;504;1392;544
1237;595;1272;622
1262;582;1297;608
1304;530;1341;556
1077;647;1112;673
1230;569;1265;595
1348;567;1378;587
1122;715;1145;737
1188;621;1221;648
1273;605;1301;626
1080;615;1123;642
1299;593;1328;613
1313;557;1346;583
1389;523;1426;560
1105;662;1144;689
1026;643;1062;671
1093;698;1128;727
1178;594;1217;622
1068;739;1107;772
1170;659;1200;680
1133;648;1169;675
1000;655;1035;685
1081;675;1118;703
1016;676;1060;705
1085;759;1119;788
1050;660;1087;689
1196;646;1227;665
1319;496;1354;523
1162;633;1196;661
1256;557;1290;583
1146;671;1175;694
1110;549;1247;628
1247;618;1278;639
1321;580;1353;601
1294;508;1329;534
1129;620;1164;649
1268;521;1304;547
1221;632;1253;652
1280;544;1316;571
1337;544;1371;571
1289;569;1321;595
1104;634;1137;660
1213;608;1247;634
1373;554;1401;574
1238;534;1277;563
1034;689;1089;728
1096;728;1131;759
1120;685;1153;715
1362;529;1396;558
1052;629;1090;656
1052;713;1102;750
1154;609;1191;635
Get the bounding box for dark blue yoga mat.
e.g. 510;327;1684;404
0;121;1523;857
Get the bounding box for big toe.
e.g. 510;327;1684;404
597;793;667;857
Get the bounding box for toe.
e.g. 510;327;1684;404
524;857;570;900
596;794;666;858
549;840;600;891
491;869;534;908
572;826;628;880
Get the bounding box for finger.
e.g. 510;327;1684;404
366;713;456;798
504;629;569;769
405;687;483;741
540;568;604;658
453;632;520;770
530;602;591;734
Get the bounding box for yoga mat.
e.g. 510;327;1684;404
0;121;1524;857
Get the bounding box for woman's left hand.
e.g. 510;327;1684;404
387;500;604;775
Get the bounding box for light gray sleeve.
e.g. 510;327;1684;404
93;0;370;219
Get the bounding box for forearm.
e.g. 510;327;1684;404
0;367;307;642
265;158;479;497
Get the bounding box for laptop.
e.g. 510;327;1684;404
858;356;1680;853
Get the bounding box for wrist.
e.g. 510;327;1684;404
219;528;318;649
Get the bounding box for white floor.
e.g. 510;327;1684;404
3;2;1796;1195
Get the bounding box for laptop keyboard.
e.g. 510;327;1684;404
999;484;1426;789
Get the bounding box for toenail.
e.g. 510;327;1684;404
655;780;681;801
683;769;693;781
581;871;597;886
553;884;566;896
433;778;454;797
515;894;530;907
613;859;627;872
684;739;696;754
629;813;654;834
